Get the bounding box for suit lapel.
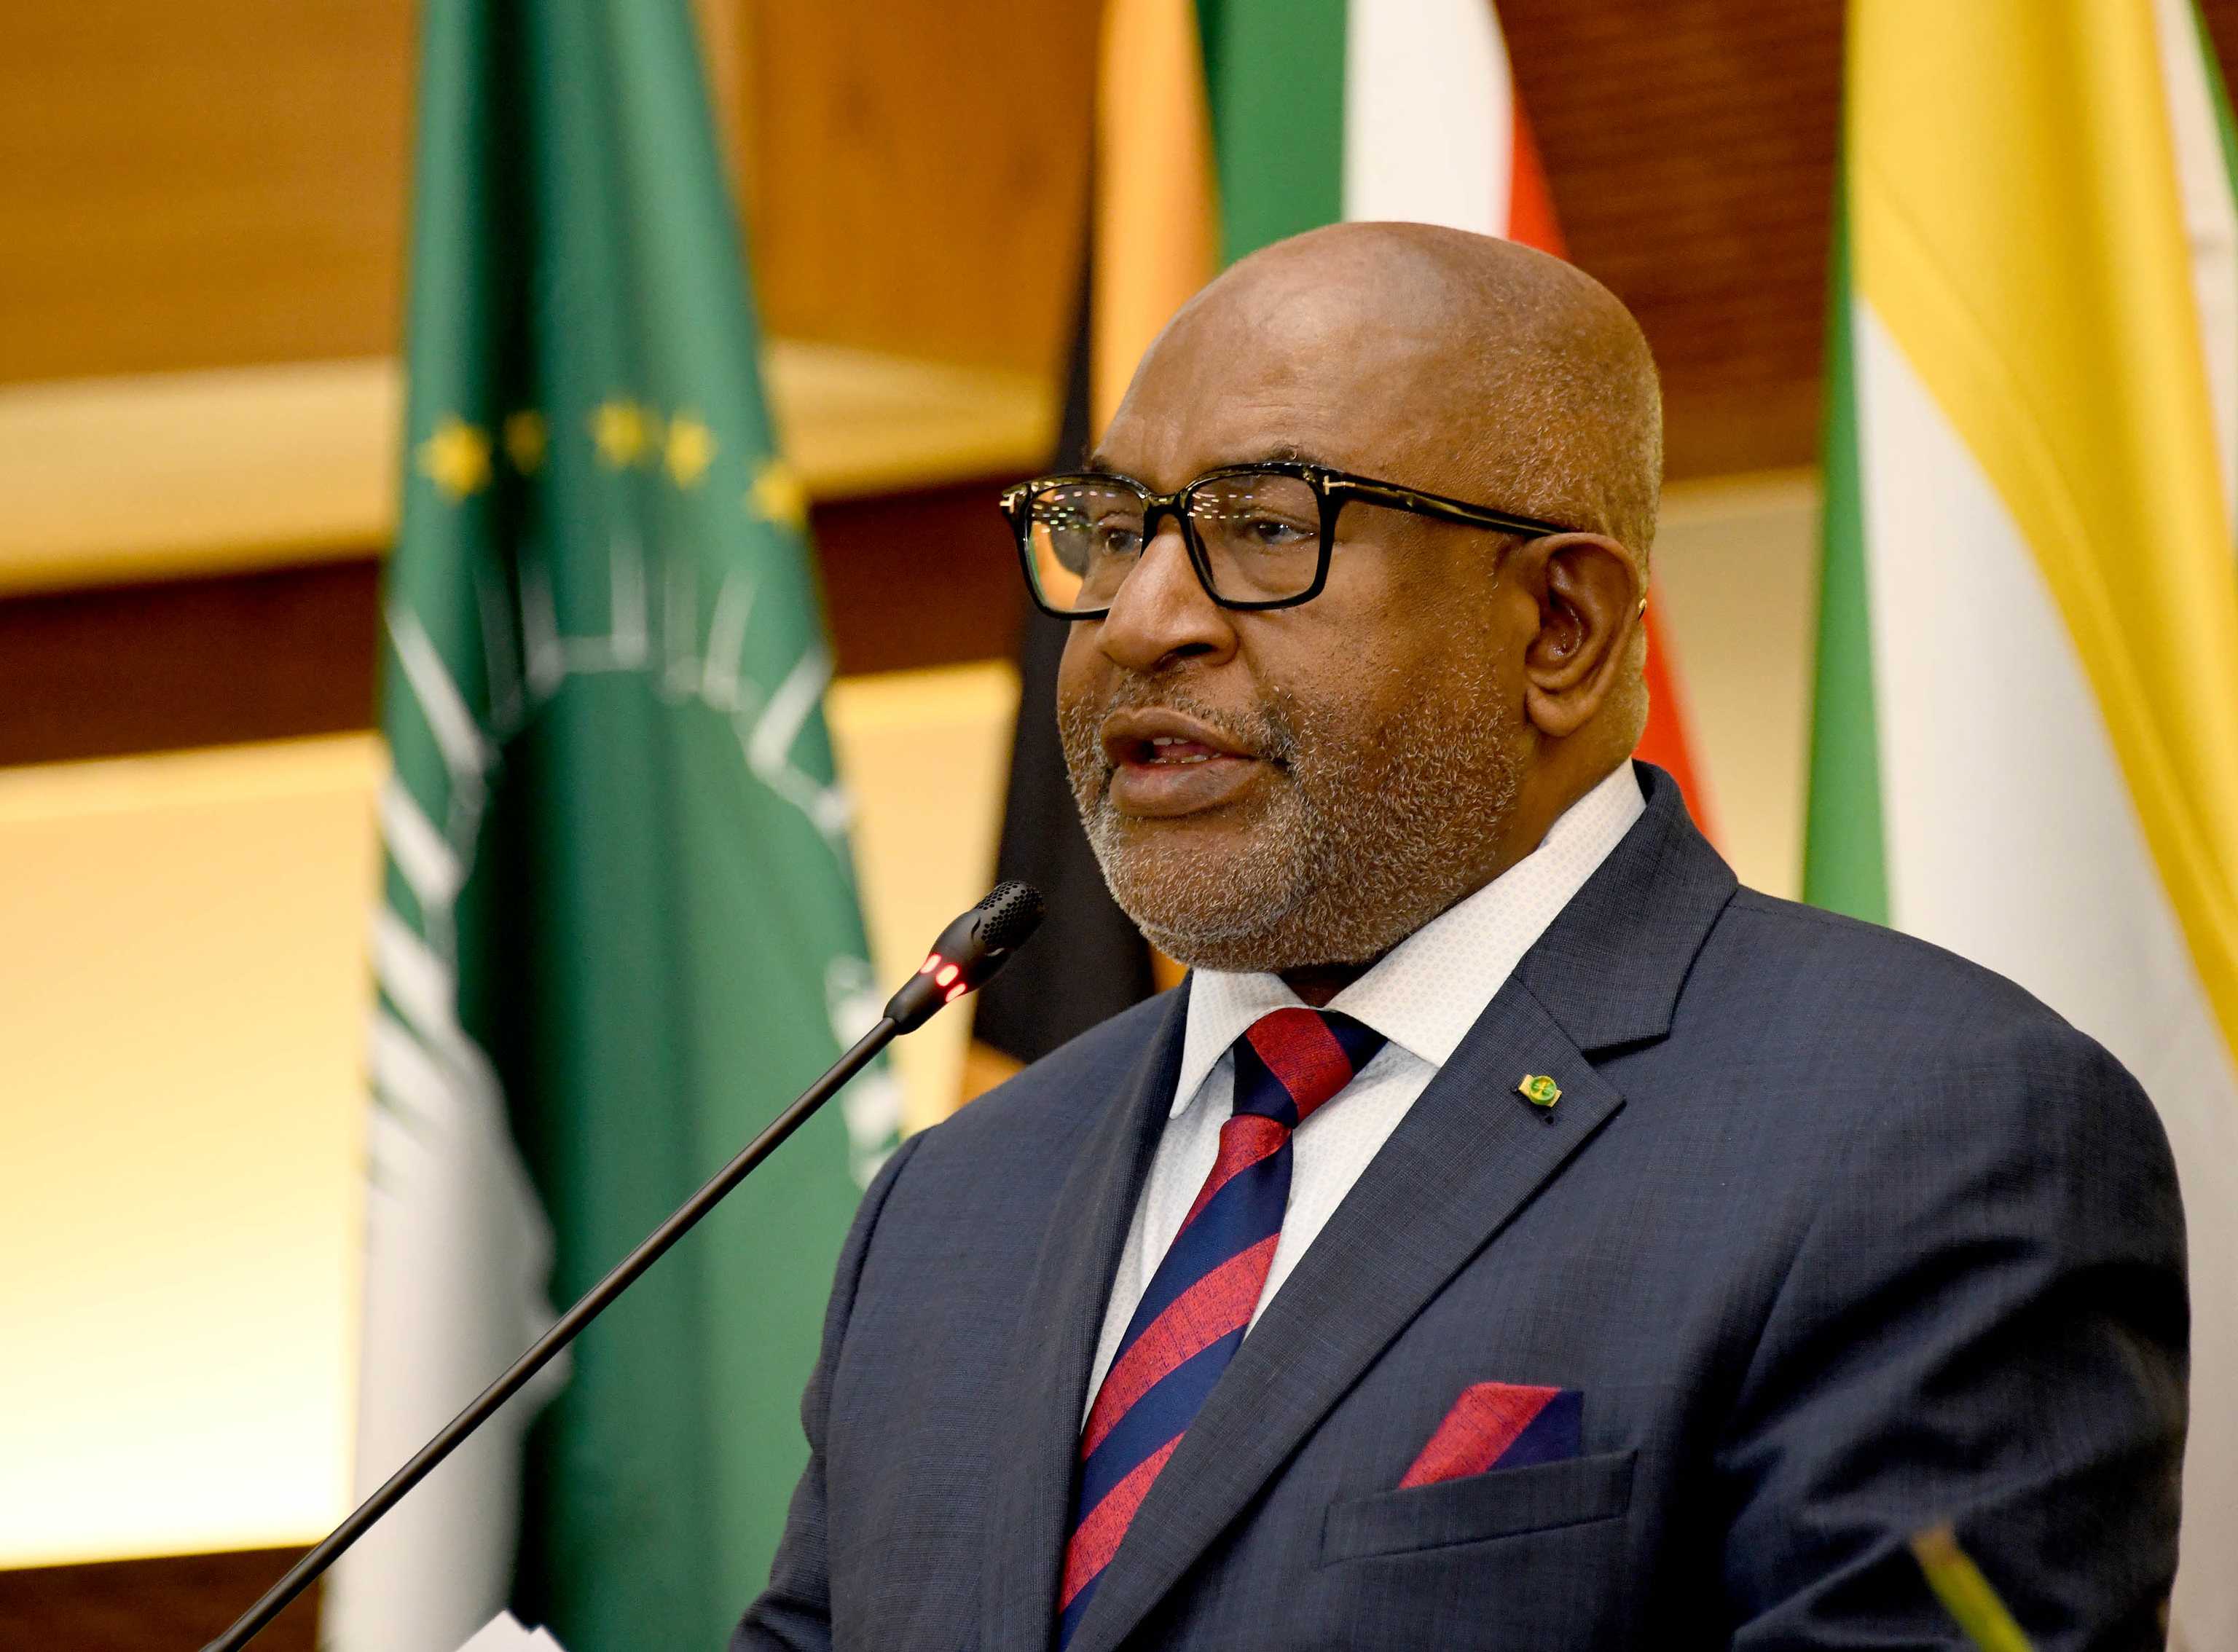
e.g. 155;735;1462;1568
1062;766;1738;1652
1512;764;1740;1057
981;982;1191;1652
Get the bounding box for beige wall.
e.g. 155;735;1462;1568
0;739;379;1568
827;663;1020;1133
1654;470;1821;900
0;667;1018;1569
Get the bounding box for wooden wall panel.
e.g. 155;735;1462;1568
0;562;381;768
734;0;1100;377
1507;0;2238;478
0;0;1096;388
0;479;1026;767
1503;0;1843;477
0;1;413;383
0;1549;318;1652
12;1;2238;473
811;474;1027;672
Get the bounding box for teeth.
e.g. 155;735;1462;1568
1145;736;1211;765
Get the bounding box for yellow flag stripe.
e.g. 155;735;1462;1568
1850;0;2238;1058
1092;0;1221;436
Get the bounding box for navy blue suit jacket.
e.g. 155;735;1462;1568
737;765;2186;1650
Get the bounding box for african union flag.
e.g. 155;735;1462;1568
328;3;898;1650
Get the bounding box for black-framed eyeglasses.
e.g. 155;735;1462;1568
1000;460;1574;620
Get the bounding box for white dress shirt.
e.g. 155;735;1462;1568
1083;761;1646;1411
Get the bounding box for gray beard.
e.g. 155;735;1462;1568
1058;672;1524;974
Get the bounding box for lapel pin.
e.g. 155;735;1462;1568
1518;1074;1562;1109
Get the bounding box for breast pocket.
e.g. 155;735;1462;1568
1317;1447;1636;1565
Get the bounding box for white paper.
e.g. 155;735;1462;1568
454;1610;567;1652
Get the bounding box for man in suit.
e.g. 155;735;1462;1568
736;223;2186;1650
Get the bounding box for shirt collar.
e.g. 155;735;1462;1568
1172;761;1647;1115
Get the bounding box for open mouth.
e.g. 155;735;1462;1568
1094;707;1265;816
1100;707;1255;768
1128;735;1229;767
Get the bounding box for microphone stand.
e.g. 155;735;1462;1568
201;1015;899;1652
200;879;1043;1652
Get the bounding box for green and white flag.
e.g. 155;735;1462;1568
1810;2;2238;1641
329;4;898;1650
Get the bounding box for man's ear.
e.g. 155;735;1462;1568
1512;534;1644;740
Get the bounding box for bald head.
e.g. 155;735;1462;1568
1128;221;1663;565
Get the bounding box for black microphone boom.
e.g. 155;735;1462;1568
203;882;1045;1652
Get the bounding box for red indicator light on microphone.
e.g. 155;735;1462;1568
944;983;967;1002
935;963;960;988
919;955;941;976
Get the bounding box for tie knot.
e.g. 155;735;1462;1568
1232;1007;1386;1127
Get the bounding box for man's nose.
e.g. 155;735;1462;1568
1096;521;1238;674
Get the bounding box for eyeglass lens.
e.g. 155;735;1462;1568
1025;471;1324;613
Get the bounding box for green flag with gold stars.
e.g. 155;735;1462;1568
326;4;899;1651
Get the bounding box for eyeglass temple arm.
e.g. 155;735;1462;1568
1329;476;1569;539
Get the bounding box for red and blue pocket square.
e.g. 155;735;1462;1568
1399;1382;1584;1487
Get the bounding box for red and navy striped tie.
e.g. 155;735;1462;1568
1058;1007;1386;1644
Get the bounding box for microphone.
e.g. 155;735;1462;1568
882;878;1047;1031
203;884;1045;1652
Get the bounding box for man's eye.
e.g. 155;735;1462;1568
1236;514;1313;547
1093;522;1144;556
